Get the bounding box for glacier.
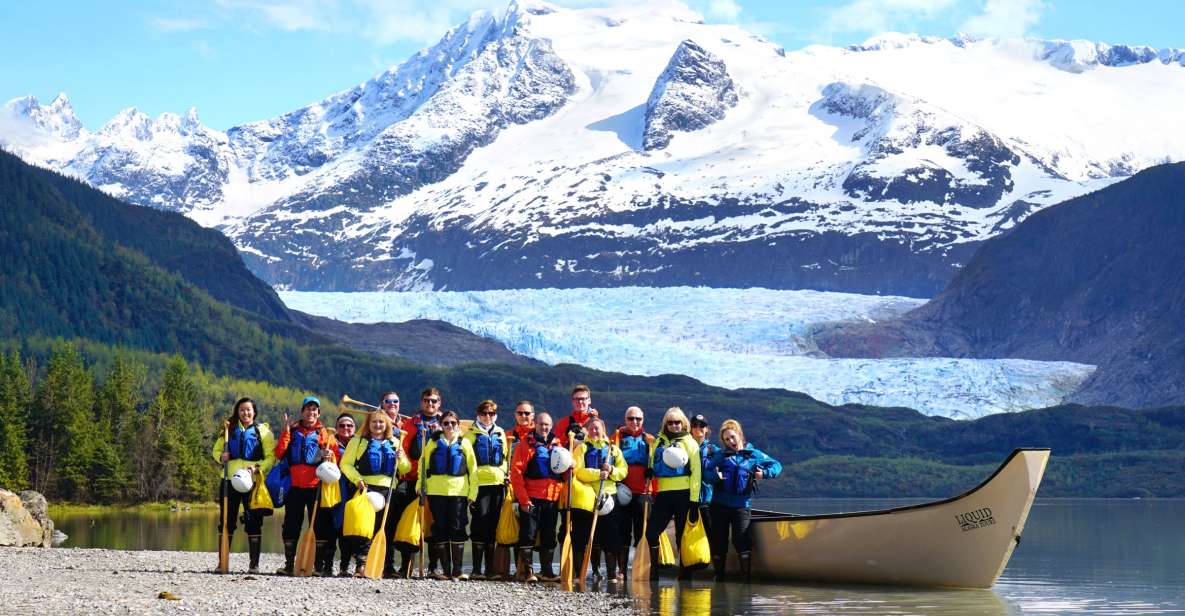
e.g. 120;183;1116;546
279;287;1095;419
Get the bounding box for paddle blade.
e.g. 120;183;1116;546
630;537;651;581
559;534;574;591
363;535;387;580
294;527;317;577
216;530;230;574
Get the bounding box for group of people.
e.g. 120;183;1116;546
212;385;782;583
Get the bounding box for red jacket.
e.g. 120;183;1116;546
274;421;335;489
510;432;563;507
398;413;441;482
554;409;598;449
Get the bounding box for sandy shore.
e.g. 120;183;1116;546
0;547;637;615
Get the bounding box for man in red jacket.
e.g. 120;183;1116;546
554;384;598;448
273;396;336;575
509;412;564;582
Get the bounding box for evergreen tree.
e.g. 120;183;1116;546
0;351;32;490
91;355;145;502
147;356;208;501
30;342;95;499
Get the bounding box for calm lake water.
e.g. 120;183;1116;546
53;498;1185;614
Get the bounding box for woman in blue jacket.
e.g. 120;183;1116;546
704;419;781;581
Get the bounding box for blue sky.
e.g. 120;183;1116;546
3;0;1181;131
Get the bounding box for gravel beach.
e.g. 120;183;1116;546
0;547;638;616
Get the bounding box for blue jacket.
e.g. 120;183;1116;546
698;441;721;504
704;443;782;509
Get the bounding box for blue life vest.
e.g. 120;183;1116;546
287;428;322;466
358;438;397;476
718;451;757;495
427;437;466;477
618;432;649;466
524;437;559;480
473;430;504;467
228;423;263;462
653;438;692;478
583;443;610;470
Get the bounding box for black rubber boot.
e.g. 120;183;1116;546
617;549;629;581
648;545;660;581
712;556;726;581
590;547;602;579
605;550;618;580
247;535;261;574
470;542;485;579
338;538;352;577
518;548;536;582
430;543;449;580
451;543;467;580
539;549;557;582
313;540;330;576
484;543;498;580
739;551;752;580
383;540;398;579
277;540;296;576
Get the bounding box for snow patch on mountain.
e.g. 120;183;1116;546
280;287;1095;419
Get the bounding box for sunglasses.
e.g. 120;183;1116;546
440;421;458;427
626;417;643;422
666;420;683;425
516;411;533;416
383;398;399;404
336;422;353;428
423;398;441;404
478;411;496;416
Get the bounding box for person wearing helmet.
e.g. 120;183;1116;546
341;410;409;577
273;396;337;575
609;405;655;579
324;413;358;576
393;387;444;577
212;397;276;574
644;406;701;580
420;410;479;580
704;419;781;580
509;412;566;582
464;400;509;580
570;418;628;583
689;414;719;544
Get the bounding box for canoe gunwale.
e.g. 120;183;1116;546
749;447;1050;522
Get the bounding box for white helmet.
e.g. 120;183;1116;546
316;461;341;483
230;468;254;493
549;447;573;474
615;483;633;506
597;494;615;516
662;446;689;470
367;491;386;512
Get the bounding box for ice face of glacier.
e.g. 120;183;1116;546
279;286;1096;419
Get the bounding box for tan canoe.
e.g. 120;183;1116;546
737;448;1049;588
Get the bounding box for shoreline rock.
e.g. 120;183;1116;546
0;489;53;547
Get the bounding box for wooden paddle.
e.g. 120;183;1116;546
363;442;404;580
630;484;652;581
216;422;230;574
294;498;319;576
577;475;607;591
417;425;428;578
559;468;575;591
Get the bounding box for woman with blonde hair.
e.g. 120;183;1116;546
341;410;410;576
644;406;701;580
704;418;781;581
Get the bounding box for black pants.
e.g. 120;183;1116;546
428;495;469;544
470;484;503;544
708;503;753;554
617;495;646;547
646;490;691;547
218;479;263;535
518;498;559;550
281;486;318;541
571;505;623;554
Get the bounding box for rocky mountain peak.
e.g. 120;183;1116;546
642;39;738;151
3;93;84;140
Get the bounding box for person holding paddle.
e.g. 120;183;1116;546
570;418;627;583
610;405;655;579
341;410;409;577
704;419;781;581
211;397;276;574
394;388;444;577
464;400;509;580
645;406;701;580
273;396;337;576
420;410;479;580
509;412;566;582
324;413;358;576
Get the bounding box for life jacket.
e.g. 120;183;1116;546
228;423;263;462
407;414;441;461
718;450;757;495
524;434;559;480
473;428;504;467
652;436;692;478
427;436;466;477
583;443;610;470
618;431;649;467
287;427;322;466
357;438;397;476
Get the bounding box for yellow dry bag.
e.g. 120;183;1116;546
343;486;376;539
394;500;422;545
658;529;676;567
679;511;710;568
248;468;274;514
495;486;519;545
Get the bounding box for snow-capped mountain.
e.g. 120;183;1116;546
5;0;1185;294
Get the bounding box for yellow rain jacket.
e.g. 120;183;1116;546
340;435;410;488
211;421;276;476
571;438;627;512
648;432;702;502
463;421;509;487
419;433;479;501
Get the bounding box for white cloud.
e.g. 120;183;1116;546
705;0;742;21
960;0;1047;39
823;0;959;36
